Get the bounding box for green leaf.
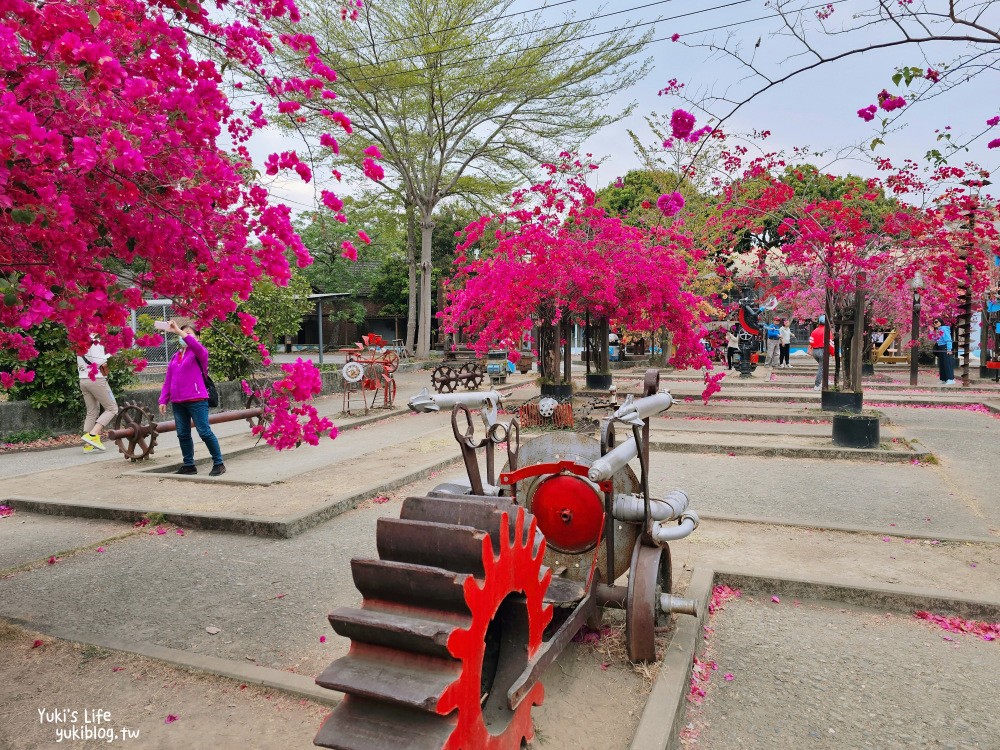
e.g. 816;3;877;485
869;138;884;151
3;292;16;307
10;209;35;225
88;9;100;28
891;73;902;86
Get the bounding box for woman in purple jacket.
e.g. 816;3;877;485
159;321;226;476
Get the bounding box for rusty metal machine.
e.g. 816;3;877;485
313;369;699;749
104;397;267;461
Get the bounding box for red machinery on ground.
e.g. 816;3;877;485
313;370;700;749
340;335;400;413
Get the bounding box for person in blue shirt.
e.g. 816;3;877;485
765;320;781;367
932;318;955;385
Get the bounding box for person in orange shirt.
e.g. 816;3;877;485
808;316;835;390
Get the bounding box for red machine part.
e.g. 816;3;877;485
738;305;761;336
314;495;553;750
528;474;604;555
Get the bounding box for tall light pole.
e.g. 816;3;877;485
909;272;923;387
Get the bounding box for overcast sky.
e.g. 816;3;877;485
253;0;998;212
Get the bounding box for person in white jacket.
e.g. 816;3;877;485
77;335;119;452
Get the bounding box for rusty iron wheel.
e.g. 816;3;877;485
314;494;553;750
112;401;157;462
459;362;484;390
431;364;457;393
243;393;269;431
625;543;671;663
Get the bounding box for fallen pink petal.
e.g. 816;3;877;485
320;635;327;643
724;673;734;681
771;596;780;603
164;715;178;724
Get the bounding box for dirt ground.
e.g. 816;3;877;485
0;621;329;750
0;617;659;750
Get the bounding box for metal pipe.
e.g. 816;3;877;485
613;490;689;523
595;583;628;609
650;512;699;544
659;594;698;617
587;437;637;482
407;388;501;413
610;391;673;426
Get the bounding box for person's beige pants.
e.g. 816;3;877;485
80;377;118;434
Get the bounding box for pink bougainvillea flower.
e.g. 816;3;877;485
358;230;371;244
671;33;680;41
771;596;780;604
987;116;999;127
362;158;384;181
319;635;327;643
164;715;178;724
32;639;44;648
669;109;696;140
988;138;1000;150
175;529;185;536
47;556;57;565
857;105;878;122
340;241;358;260
724;673;734;681
96;547;106;553
657;191;685;217
363;145;383;158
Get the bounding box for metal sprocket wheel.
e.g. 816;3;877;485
459;362;484;390
243;393;270;432
314;494;553;750
432;364;457;393
112;401;157;462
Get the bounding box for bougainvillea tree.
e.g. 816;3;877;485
0;0;370;449
442;156;725;400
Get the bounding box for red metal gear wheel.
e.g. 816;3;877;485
314;494;553;750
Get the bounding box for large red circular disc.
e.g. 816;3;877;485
530;474;604;554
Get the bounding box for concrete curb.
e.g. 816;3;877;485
0;616;340;707
696;512;1000;545
648;440;929;463
629;567;714;750
629;568;1000;750
713;568;1000;621
3;455;461;538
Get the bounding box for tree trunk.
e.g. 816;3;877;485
849;281;865;393
415;212;435;358
539;316;560;383
597;317;610;373
562;317;572;385
405;202;417;355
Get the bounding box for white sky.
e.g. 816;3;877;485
249;0;999;212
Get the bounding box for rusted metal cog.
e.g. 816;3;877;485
314;494;553;750
112;401;157;462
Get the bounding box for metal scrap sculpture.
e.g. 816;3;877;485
104;396;267;461
313;369;699;749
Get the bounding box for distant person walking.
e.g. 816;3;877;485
78;334;118;452
765;320;781;367
159;321;226;476
726;326;740;370
808;316;835;390
932;318;956;385
778;319;792;368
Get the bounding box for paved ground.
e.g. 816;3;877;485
681;596;999;750
2;363;999;749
